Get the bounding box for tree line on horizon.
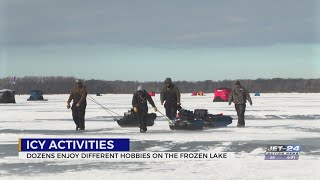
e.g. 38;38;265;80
0;76;319;94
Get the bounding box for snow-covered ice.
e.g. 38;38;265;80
0;93;319;180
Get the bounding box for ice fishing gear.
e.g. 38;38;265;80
87;95;121;121
167;108;204;130
169;108;233;130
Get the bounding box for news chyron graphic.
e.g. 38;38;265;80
18;138;235;160
18;138;129;159
265;145;301;160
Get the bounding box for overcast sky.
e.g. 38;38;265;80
0;0;319;81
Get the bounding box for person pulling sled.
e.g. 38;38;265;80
67;80;88;130
132;85;157;133
160;78;181;120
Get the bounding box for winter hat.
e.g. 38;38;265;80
137;85;143;91
165;78;172;84
76;79;83;85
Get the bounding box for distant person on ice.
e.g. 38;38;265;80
67;80;88;130
160;78;181;120
132;85;157;133
228;80;252;127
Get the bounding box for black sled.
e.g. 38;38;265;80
117;109;157;127
193;109;233;128
169;109;204;130
169;119;205;130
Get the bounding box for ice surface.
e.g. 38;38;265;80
0;93;319;179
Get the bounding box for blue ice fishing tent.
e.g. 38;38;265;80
27;90;46;101
255;92;261;96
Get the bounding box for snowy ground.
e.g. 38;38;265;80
0;93;320;180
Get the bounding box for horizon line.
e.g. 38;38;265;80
1;76;320;82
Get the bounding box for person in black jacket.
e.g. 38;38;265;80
160;78;181;120
132;85;157;133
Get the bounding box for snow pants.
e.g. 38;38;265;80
235;104;246;126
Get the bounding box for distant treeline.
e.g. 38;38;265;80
0;76;320;94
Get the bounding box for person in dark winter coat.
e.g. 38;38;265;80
132;85;157;133
67;80;88;130
228;80;252;127
160;78;181;120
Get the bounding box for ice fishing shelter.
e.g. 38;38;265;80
198;91;204;96
0;89;16;103
191;91;197;96
255;92;261;96
149;92;155;96
213;88;231;102
27;90;46;101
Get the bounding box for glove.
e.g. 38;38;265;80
67;103;71;109
153;107;158;112
228;102;231;105
177;103;181;106
250;102;253;106
133;107;138;113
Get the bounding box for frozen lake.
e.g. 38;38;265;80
0;93;320;180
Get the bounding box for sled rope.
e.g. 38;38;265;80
157;110;175;125
88;95;121;116
87;95;121;121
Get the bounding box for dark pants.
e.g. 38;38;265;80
72;105;86;130
165;102;178;120
137;110;148;130
235;104;246;126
